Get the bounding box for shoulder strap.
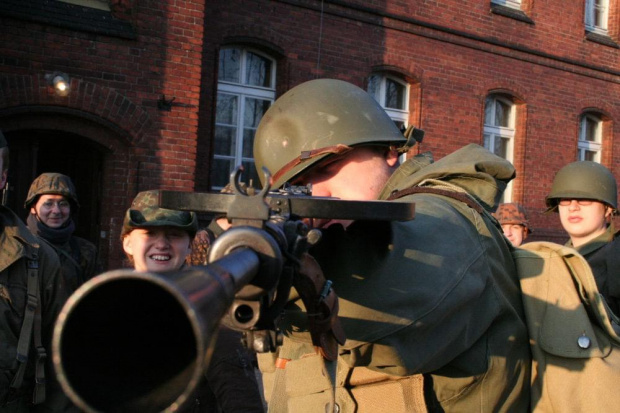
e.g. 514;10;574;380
8;250;46;405
387;186;484;213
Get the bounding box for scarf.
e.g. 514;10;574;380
27;213;75;246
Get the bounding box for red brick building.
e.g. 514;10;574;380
1;0;619;269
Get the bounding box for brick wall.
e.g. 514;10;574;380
201;0;620;243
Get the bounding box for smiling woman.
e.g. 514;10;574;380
119;190;264;412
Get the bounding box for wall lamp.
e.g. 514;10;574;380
45;72;71;97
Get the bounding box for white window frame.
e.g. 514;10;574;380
214;48;276;189
368;74;410;161
368;74;410;130
483;95;516;202
491;0;522;10
585;0;609;34
578;113;603;162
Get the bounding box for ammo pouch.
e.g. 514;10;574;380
514;241;620;412
258;339;426;413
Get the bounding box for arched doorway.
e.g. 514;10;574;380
4;129;106;249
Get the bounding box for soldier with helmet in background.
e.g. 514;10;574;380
248;79;530;412
546;161;620;315
24;173;102;293
493;202;531;247
0;133;73;412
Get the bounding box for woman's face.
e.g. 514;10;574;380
558;199;613;247
31;194;71;228
123;227;192;273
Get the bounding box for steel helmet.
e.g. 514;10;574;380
121;190;198;238
493;203;531;234
253;78;417;188
545;161;618;211
25;173;80;209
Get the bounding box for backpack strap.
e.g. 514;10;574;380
8;249;46;405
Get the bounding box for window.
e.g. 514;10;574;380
212;47;276;189
578;114;602;162
491;0;522;10
483;95;516;202
585;0;609;34
367;74;409;131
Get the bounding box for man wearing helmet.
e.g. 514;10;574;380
493;203;531;247
25;173;102;293
546;161;620;315
0;133;72;411
251;79;530;412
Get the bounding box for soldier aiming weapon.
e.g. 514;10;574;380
51;167;415;412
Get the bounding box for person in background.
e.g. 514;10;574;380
0;132;72;412
546;160;620;315
25;173;102;293
121;190;264;412
493;202;531;247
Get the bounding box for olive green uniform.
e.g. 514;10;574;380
0;206;70;411
261;144;531;412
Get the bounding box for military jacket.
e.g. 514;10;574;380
54;236;102;293
571;225;620;316
264;144;531;412
0;206;69;411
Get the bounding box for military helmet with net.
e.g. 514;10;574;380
253;78;418;189
545;161;617;212
493;203;531;234
121;190;198;238
25;172;80;209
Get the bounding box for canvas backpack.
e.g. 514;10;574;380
513;241;620;412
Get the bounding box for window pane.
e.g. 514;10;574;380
216;93;238;125
584;117;599;142
384;79;405;109
245;52;272;88
242;129;255;158
244;98;270;128
219;49;241;83
367;75;380;102
214;126;236;156
484;97;493;125
493;136;504;157
211;158;235;188
483;133;491;150
498;137;509;158
495;100;511;127
585;150;597;161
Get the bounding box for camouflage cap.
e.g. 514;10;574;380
121;190;198;237
25;172;80;209
493;203;532;234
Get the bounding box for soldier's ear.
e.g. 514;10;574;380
122;235;134;256
386;146;399;167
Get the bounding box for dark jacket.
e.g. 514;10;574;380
0;206;70;412
26;214;103;293
572;224;620;316
187;327;264;412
